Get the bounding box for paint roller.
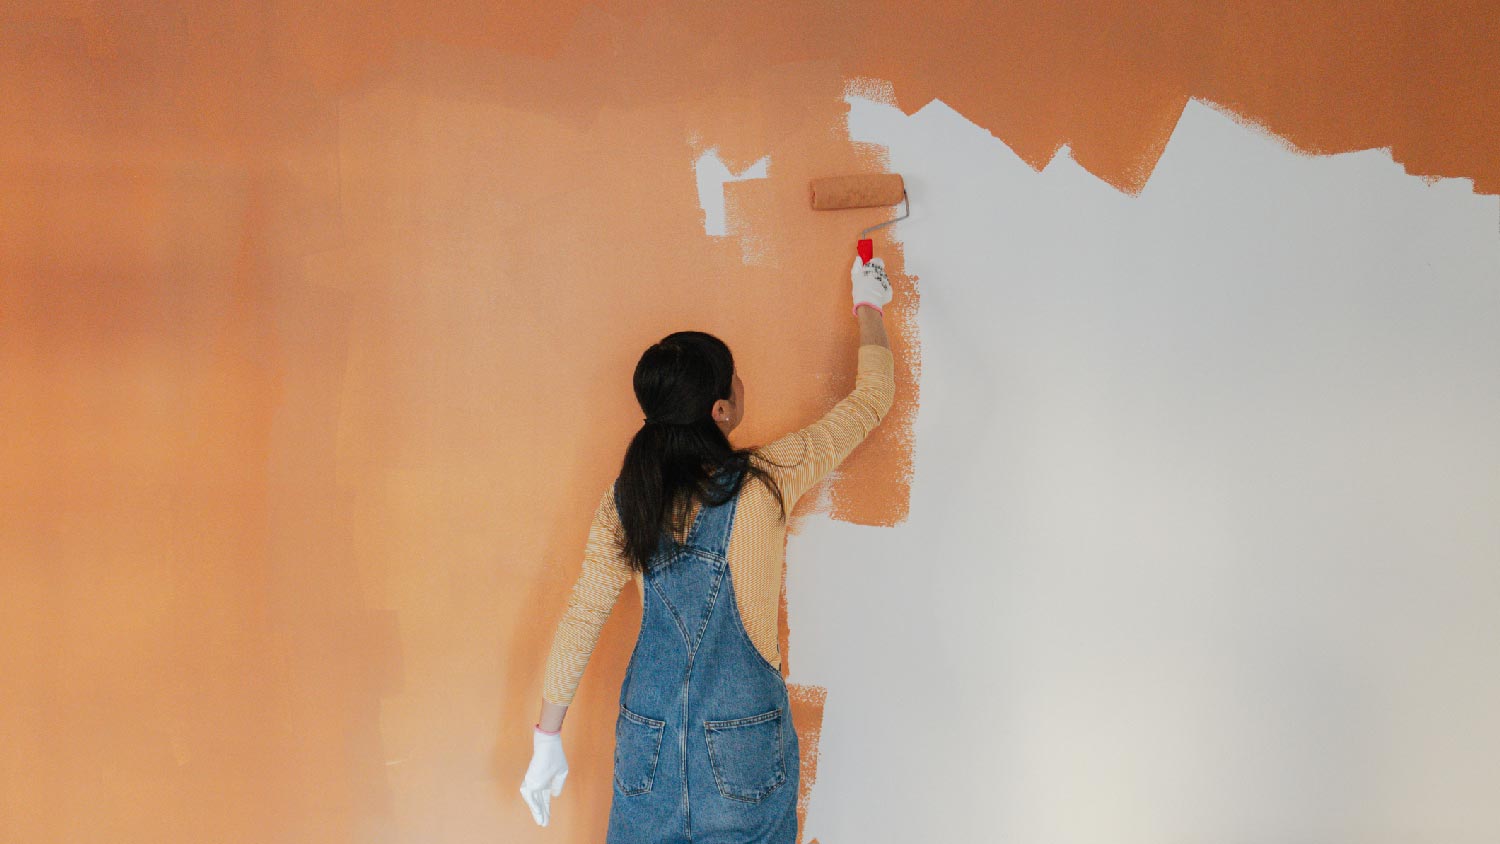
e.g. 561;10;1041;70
808;173;909;263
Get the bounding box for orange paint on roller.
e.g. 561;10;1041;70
808;173;906;209
810;173;910;262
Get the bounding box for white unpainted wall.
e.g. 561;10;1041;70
696;149;770;237
784;94;1500;843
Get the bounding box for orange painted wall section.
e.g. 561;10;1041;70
2;1;1496;842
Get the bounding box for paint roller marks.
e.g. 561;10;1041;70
787;683;829;844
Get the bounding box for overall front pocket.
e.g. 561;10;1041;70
703;707;787;803
613;705;666;796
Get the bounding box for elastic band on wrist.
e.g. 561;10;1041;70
534;723;561;736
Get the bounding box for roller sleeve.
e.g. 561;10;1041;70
808;173;906;210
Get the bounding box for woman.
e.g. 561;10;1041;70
520;255;898;843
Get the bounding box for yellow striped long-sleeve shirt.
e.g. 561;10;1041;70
541;343;896;706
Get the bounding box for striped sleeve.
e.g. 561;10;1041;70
540;485;633;706
757;343;896;509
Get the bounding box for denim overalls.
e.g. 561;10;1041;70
607;470;800;844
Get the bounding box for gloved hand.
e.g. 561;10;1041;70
851;255;893;316
519;728;568;827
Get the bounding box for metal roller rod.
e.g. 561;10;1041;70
858;190;910;238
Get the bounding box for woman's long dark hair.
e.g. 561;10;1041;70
616;331;786;571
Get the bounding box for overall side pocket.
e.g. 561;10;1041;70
613;705;666;796
703;707;787;803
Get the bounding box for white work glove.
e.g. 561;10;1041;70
519;728;568;827
851;255;893;317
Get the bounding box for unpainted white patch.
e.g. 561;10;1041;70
790;92;1500;844
694;149;770;237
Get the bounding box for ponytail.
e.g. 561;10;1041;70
615;332;785;571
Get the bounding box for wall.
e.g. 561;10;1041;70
2;2;1496;842
789;90;1500;842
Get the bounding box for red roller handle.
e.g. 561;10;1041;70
857;238;874;263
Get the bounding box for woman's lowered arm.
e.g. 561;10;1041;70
521;486;631;826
